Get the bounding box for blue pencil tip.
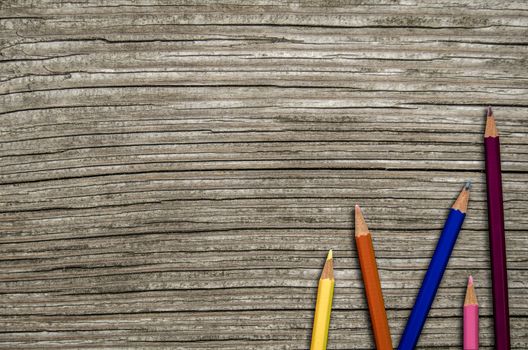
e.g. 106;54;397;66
464;180;472;190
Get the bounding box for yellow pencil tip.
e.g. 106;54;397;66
326;249;333;260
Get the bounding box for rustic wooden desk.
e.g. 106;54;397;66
1;1;527;348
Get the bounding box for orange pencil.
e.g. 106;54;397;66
355;205;393;350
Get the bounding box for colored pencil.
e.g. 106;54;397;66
355;205;393;350
398;183;471;350
464;275;479;350
310;250;335;350
484;107;511;349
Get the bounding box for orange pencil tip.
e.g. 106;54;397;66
354;205;369;237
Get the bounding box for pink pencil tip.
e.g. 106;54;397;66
468;275;473;286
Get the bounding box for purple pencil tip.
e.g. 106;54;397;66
487;106;493;117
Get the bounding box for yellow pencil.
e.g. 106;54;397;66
310;250;335;350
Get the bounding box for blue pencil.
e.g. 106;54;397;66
398;182;471;350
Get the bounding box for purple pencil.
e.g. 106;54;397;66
484;107;510;349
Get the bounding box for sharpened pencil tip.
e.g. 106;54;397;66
354;205;369;237
321;250;334;280
485;107;499;137
452;183;470;213
465;275;478;305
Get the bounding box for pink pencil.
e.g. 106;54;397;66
464;276;479;350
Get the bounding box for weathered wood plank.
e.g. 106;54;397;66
1;0;527;349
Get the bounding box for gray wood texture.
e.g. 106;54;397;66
1;0;527;348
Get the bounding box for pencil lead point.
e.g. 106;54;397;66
468;275;473;286
327;249;333;260
487;106;493;117
464;180;472;190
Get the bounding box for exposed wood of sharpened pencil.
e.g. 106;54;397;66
355;205;370;237
321;250;334;280
465;276;478;306
485;107;499;138
452;183;471;213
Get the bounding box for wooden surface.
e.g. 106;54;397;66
1;1;527;348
